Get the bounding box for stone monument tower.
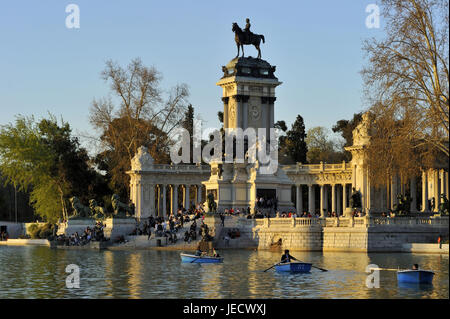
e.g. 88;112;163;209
202;56;294;213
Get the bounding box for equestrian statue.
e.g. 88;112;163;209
232;18;265;59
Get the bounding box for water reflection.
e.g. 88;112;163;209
0;246;447;299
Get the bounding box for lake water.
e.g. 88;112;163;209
0;246;448;299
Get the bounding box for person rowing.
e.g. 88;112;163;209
280;249;297;263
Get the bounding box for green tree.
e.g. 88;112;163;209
279;115;308;164
332;112;363;161
0;115;107;222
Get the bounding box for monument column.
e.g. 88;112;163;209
440;169;446;203
173;184;179;215
185;184;190;209
410;177;417;212
308;184;315;214
444;171;448;199
433;170;439;211
320;185;325;217
222;97;229;128
331;184;336;214
296;185;303;214
162;185;167;216
149;184;156;217
336;185;341;216
197;185;203;205
342;183;347;214
421;171;429;212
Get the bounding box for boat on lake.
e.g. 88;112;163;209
275;261;312;273
397;269;434;284
180;253;223;263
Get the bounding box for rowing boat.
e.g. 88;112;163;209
180;253;223;263
275;261;312;273
397;269;434;284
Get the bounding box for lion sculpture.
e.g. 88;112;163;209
89;199;107;220
111;194;134;218
69;197;92;219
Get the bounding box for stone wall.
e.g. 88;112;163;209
205;216;449;252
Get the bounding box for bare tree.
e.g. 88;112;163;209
89;58;189;198
362;0;449;185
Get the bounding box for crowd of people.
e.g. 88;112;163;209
55;221;106;246
129;206;210;245
255;196;278;210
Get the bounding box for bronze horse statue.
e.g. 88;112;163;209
232;22;265;59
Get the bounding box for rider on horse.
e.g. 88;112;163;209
244;18;251;42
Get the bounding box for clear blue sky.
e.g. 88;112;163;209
0;0;384;146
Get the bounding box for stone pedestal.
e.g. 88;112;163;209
203;57;294;213
104;217;136;241
59;218;95;236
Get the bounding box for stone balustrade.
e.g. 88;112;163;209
242;216;449;229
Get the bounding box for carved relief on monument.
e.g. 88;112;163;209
229;102;236;126
249;104;261;121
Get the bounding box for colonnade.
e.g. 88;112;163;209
154;183;205;217
295;183;351;217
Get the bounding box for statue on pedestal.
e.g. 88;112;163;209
349;188;362;210
207;192;217;213
438;194;449;215
69;197;93;219
232;20;265;59
89;199;107;220
111;194;135;218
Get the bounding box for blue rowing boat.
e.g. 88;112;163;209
397;269;434;284
275;262;312;273
180;253;223;263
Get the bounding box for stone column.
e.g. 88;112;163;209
172;184;179;215
434;170;439;211
410;177;417;212
149;184;156;217
342;183;347;212
296;184;303;214
446;171;449;199
336;185;341;216
162;185;167;216
320;185;325;217
308;184;315;214
440;169;446;203
331;184;336;214
185;184;190;209
197;185;203;205
222;97;229;128
421;171;429;212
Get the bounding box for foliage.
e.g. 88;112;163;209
305;126;346;163
90;58;190;200
332;112;363;161
362;0;449;182
0;115;108;222
278;116;308;164
27;223;54;239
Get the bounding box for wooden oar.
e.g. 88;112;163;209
369;267;399;271
263;262;281;272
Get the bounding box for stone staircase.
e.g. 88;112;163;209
113;219;202;250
